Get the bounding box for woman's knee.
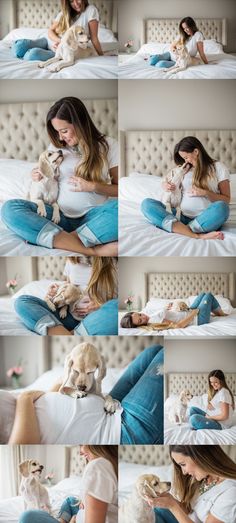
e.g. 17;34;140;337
189;414;201;429
1;199;16;224
214;200;229;221
14;295;35;316
19;511;37;523
141;198;156;216
189;406;197;416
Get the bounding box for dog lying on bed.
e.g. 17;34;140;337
38;25;96;72
45;282;83;319
168;389;193;424
59;342;119;414
29;149;63;224
19;459;51;513
164;39;202;75
120;474;171;523
161;162;190;219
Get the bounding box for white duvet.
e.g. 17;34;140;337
119;40;236;79
164;394;236;444
0;27;118;79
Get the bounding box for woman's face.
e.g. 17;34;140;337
179;148;199;167
80;446;96;462
171;452;208;481
132;312;149;326
69;0;83;13
181;22;193;36
209;377;222;391
51;118;79;146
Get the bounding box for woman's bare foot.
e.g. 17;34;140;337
198;231;224;240
93;241;118;256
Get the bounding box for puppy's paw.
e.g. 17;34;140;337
76;391;88;398
48;64;60;72
52;213;60;224
37;207;47;217
45;299;56;312
104;395;119;415
59;306;68;319
38;63;45;68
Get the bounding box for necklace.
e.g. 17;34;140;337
70;144;83;156
199;476;219;495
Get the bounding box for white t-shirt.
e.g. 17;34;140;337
63;259;92;288
54;4;99;36
181;161;230;218
76;458;118;523
48;137;118;218
186;31;204;56
206;388;234;428
143;308;197;326
190;479;236;523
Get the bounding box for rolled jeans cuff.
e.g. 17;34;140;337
188;218;204;233
162;215;177;233
35;314;62;335
37;222;63;248
76;224;101;247
58;512;71;523
74;322;88;335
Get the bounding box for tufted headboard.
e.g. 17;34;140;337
141;18;227;46
32;256;91;280
120;130;236;177
44;336;159;368
65;446;87;477
145;272;235;303
0;99;117;161
166;372;236;397
10;0;117;32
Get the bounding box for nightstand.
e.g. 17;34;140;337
118;52;135;64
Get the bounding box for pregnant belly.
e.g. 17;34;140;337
57;184;107;218
181;194;210;218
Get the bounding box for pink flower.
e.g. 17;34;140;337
6;365;23;377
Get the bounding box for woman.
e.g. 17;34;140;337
1;97;118;256
7;344;164;445
19;445;118;523
189;369;235;430
149;17;208;68
141;136;230;240
145;445;236;523
13;0;103;61
120;292;228;329
14;257;118;336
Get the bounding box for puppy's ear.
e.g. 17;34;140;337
96;354;107;384
39;153;53;178
59;354;74;392
19;460;30;477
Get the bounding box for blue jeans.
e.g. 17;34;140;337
14;296;118;335
189;406;222;430
58;496;79;522
141;199;229;233
1;199;118;248
19;496;79;523
12;38;55;61
149;52;175;68
154;509;178;522
111;345;164;444
190;292;221;325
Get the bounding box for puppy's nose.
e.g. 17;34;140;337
78;385;86;391
40;466;44;470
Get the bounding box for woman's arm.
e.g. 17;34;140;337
89;19;103;56
146;493;192;523
69;166;118;197
197;41;208;64
48;20;61;47
206;402;229;421
8;390;44;444
84;494;108;523
189;180;230;203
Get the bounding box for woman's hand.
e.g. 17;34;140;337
188;186;207;197
68;176;96;193
162;181;176;192
207;402;214;410
31;167;43;182
145;492;179;511
73;300;100;317
47;283;60;298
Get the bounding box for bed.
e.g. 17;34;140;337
0;0;118;79
119;270;236;336
119;18;236;79
0;97;117;256
119;129;236;256
164;372;236;444
0;335;159;444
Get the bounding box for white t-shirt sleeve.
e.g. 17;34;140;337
82;458;117;504
86;5;100;23
215;161;230;183
210;486;236;522
194;31;204;43
107;137;118;170
217;388;232;405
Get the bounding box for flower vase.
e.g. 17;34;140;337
126;303;133;312
8;287;16;296
47;479;52;486
12;376;21;389
126;47;131;54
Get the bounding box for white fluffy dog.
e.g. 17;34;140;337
161;162;190;219
59;342;119;414
164;40;202;75
19;459;51;513
38;25;96;72
168;389;193;424
120;474;171;523
29;149;63;223
45;282;83;319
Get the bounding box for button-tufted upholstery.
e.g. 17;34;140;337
167;373;236;396
121;130;236;177
146;272;235;302
0;99;117;161
141;18;227;46
67;447;87;476
11;0;115;30
119;445;171;466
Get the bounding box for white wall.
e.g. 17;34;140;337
118;0;236;53
0;0;12;38
0;259;7;295
118;257;236;309
119;80;236;130
165;338;236;372
0;337;46;387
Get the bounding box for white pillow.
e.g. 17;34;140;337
119;173;162;204
98;26;117;43
3;27;48;43
137;42;172;57
203;39;223;54
188;294;233;314
11;279;59;302
0;159;35;202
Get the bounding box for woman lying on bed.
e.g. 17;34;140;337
1;96;118;256
141;136;230;240
120;292;228;330
149;16;208;68
12;0;104;61
145;445;236;523
14;256;118;336
5;345;164;445
189;369;235;431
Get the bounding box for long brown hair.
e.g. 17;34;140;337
56;0;89;34
46;97;109;183
170;445;236;513
82;445;118;478
87;257;117;305
208;369;235;410
174;136;216;190
179;17;199;44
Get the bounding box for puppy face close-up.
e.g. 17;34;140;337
136;474;171;499
180;389;193;404
19;459;44;478
53;284;81;307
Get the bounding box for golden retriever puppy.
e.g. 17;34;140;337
120;474;171;523
29;149;63;223
59;342;119;414
161;162;190;219
45;282;83;319
38;25;97;72
167;300;190;312
164;39;202;74
168;389;193;424
19;459;51;513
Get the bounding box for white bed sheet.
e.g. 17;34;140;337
119;462;172;506
119;51;236;79
0;476;83;522
119;200;236;256
119;309;236;336
164;420;236;444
